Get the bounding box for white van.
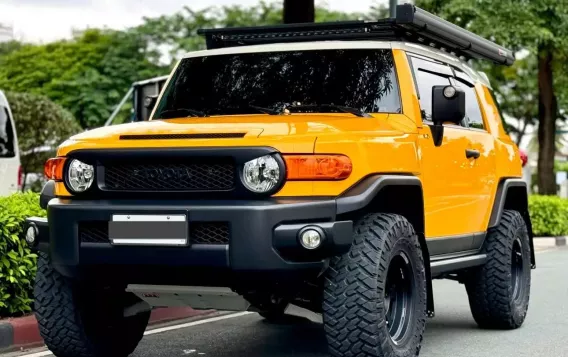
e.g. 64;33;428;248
0;90;21;196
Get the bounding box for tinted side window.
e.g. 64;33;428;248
409;57;453;122
452;78;485;130
0;107;15;158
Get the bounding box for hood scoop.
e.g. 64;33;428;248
119;133;246;140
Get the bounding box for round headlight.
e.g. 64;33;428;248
67;159;94;192
242;155;281;193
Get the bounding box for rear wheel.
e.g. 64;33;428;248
465;210;531;329
323;213;427;357
34;253;150;357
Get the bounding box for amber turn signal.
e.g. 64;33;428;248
44;157;66;181
284;155;352;180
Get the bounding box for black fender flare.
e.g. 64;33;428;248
39;180;56;210
335;174;435;316
336;175;423;215
488;178;535;268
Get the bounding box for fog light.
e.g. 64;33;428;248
299;229;322;250
25;225;37;245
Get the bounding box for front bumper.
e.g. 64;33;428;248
26;198;352;280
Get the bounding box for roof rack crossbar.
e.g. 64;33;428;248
197;4;514;66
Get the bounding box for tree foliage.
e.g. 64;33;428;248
6;92;82;186
135;1;363;64
0;29;166;129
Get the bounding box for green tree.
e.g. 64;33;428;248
135;1;362;64
416;0;568;195
6;92;82;190
0;29;166;129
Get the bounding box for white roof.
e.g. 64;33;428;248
182;40;490;87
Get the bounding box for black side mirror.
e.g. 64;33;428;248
430;85;466;146
144;95;159;112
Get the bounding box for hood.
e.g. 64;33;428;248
58;114;410;155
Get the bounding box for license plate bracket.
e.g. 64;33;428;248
109;214;188;246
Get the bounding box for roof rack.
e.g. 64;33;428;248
197;4;515;66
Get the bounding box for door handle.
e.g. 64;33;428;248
466;149;480;159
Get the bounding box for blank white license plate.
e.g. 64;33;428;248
108;214;188;246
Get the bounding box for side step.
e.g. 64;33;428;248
430;254;487;277
127;284;251;311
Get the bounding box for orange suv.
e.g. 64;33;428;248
26;5;533;357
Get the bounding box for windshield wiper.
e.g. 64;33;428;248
248;104;282;115
287;104;372;118
159;108;208;118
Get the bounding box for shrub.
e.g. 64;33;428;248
6;92;81;192
0;192;44;317
528;195;568;237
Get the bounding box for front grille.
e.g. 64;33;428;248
190;222;230;244
78;221;229;245
102;160;235;192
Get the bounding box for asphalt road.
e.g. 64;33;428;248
12;247;568;357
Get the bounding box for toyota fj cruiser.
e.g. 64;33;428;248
26;4;534;357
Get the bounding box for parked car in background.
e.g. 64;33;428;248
0;89;21;195
104;75;168;127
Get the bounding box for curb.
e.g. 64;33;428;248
0;307;214;353
534;236;567;248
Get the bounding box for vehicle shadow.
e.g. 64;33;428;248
134;312;485;357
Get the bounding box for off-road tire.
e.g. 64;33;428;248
34;252;150;357
465;210;531;329
323;213;427;357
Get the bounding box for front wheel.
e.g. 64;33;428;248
34;253;150;357
323;213;427;357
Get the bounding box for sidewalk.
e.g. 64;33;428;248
533;236;567;251
0;307;214;353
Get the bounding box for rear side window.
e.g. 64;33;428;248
0;107;15;158
409;57;465;125
451;72;485;130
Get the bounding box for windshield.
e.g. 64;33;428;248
153;49;400;118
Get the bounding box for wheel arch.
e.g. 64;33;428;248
488;178;535;268
336;174;434;316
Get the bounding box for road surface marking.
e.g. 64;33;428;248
18;312;253;357
16;352;52;357
145;312;253;336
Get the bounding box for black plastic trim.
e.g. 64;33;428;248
488;178;535;268
427;232;486;256
488;178;527;228
430;253;487;277
273;221;353;261
40;197;338;278
39;180;56;209
336;174;422;215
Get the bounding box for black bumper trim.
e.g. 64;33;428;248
32;173;424;280
35;198;340;278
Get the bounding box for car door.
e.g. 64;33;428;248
450;68;497;236
409;55;479;240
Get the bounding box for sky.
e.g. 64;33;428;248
0;0;386;43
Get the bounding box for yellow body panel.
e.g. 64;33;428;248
54;48;523;239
